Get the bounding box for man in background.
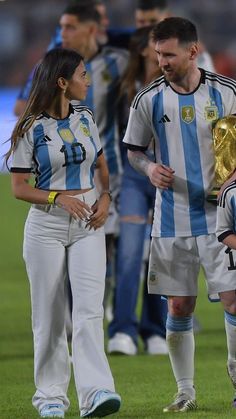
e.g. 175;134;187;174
135;0;170;27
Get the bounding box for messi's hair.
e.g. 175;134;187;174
152;17;198;44
62;2;101;24
10;48;84;151
136;0;168;11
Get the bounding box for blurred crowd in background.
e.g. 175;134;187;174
0;0;236;89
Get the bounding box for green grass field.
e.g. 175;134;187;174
0;174;235;419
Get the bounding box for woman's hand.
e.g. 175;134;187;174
85;193;111;230
56;194;92;220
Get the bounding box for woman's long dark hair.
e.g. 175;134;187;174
120;25;160;104
9;48;83;154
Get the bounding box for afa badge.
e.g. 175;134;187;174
86;72;92;85
58;128;75;144
181;106;195;124
101;69;112;83
148;270;158;284
204;100;219;122
79;122;91;137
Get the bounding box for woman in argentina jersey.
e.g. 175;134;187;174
123;17;236;412
13;2;129;317
9;48;121;419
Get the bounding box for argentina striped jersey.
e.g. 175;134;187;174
80;46;128;176
18;45;128;177
11;105;102;190
123;69;236;237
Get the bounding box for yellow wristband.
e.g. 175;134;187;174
47;191;60;205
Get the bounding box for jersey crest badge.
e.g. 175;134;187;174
204;100;219;122
101;69;112;83
86;72;92;85
181;106;195;124
79;122;91;137
58;128;75;144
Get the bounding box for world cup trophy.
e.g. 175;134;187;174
207;115;236;204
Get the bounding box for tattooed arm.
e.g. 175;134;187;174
127;149;175;189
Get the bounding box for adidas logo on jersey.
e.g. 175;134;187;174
42;135;52;143
159;114;171;123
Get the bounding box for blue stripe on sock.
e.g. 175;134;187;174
166;314;193;332
225;311;236;326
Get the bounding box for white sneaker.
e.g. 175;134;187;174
40;404;65;418
146;335;168;355
107;333;137;355
80;390;121;417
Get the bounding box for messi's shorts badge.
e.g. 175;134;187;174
148;271;158;284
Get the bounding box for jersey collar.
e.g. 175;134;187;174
42;103;74;120
164;68;206;95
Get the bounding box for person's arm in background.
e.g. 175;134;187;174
0;138;11;173
13;68;35;117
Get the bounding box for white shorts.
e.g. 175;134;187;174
148;234;236;299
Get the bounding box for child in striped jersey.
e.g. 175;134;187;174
217;178;236;251
124;17;236;412
9;48;121;418
217;170;236;407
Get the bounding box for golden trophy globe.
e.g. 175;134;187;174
207;114;236;204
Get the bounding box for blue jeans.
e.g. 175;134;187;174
108;161;167;345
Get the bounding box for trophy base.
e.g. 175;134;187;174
206;188;220;205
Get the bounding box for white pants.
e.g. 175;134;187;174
23;189;115;412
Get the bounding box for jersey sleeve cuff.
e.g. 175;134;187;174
123;143;148;152
218;230;234;242
97;148;103;157
10;167;32;173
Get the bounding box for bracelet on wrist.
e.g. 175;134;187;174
47;191;60;205
100;190;112;202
